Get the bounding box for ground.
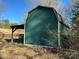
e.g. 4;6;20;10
0;41;79;59
0;42;62;59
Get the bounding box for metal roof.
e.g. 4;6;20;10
28;5;70;29
10;24;24;29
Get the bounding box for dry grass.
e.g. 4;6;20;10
0;28;24;40
0;42;64;59
0;41;79;59
0;28;24;34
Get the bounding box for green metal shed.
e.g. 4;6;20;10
25;6;70;48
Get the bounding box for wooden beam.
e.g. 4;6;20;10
11;27;17;43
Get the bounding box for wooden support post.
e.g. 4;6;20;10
11;27;16;43
11;28;13;43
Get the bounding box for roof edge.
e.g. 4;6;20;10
28;5;54;13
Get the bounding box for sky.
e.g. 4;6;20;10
0;0;72;24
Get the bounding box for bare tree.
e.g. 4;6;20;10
32;0;59;7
